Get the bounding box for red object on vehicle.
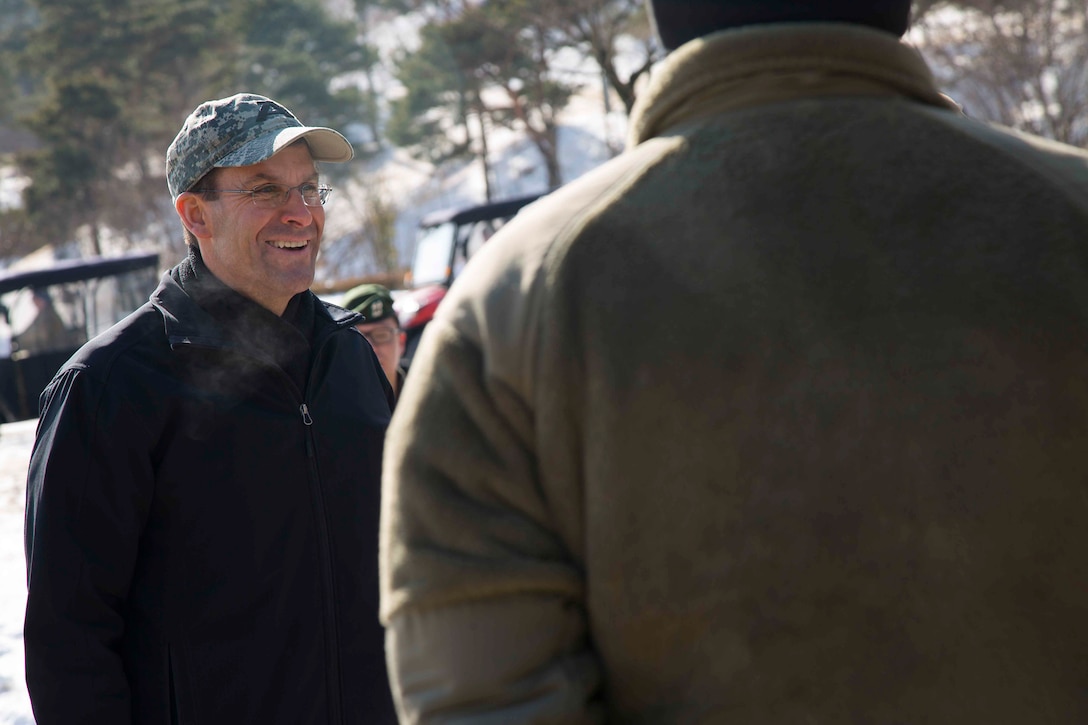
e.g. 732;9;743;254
394;284;447;331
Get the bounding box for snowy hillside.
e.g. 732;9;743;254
313;11;639;287
316;83;630;287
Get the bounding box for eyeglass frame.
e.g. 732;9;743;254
190;182;332;208
358;326;401;346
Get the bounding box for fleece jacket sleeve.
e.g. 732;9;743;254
380;316;603;725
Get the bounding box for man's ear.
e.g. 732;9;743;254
175;192;212;241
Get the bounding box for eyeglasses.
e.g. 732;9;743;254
360;327;400;345
192;182;331;208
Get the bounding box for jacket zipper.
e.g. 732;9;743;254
302;332;345;725
175;321;351;724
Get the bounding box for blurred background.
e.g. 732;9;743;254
0;0;1083;285
0;0;1084;719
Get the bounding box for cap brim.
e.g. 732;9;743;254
218;126;354;168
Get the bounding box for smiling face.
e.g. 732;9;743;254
175;142;324;315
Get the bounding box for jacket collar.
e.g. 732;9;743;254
150;268;361;350
628;22;960;147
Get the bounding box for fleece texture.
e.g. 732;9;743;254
381;22;1088;725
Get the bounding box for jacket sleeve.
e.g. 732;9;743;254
380;318;604;724
24;364;153;724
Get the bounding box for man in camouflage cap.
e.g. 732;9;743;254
24;93;398;724
343;283;407;399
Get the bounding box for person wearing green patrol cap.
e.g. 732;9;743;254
24;93;398;724
343;283;406;398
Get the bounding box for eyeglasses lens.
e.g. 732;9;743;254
364;328;397;345
251;184;330;208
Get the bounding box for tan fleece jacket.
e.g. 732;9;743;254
381;22;1088;724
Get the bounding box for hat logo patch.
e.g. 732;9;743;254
255;100;291;124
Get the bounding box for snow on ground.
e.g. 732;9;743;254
0;168;29;216
0;419;35;723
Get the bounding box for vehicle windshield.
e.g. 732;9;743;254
1;270;153;358
1;258;159;422
410;222;456;287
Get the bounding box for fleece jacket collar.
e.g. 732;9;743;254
629;22;960;147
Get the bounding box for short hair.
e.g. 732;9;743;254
181;169;220;247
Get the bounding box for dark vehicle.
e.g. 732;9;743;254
396;193;544;368
0;251;160;422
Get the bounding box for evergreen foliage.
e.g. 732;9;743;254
3;0;369;258
0;0;37;121
385;0;652;192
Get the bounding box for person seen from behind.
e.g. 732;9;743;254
379;0;1088;722
24;92;397;724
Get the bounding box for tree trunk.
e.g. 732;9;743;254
475;105;494;202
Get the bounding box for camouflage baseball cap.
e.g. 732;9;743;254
342;283;397;323
166;92;354;199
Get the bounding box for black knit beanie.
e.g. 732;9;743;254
647;0;913;49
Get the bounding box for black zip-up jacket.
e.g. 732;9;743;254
24;268;397;724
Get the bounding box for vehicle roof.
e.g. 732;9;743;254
0;251;160;295
418;192;545;228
